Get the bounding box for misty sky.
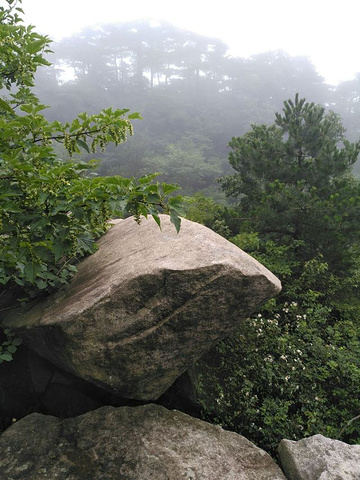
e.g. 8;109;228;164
20;0;360;85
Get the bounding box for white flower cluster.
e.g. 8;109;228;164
250;313;279;336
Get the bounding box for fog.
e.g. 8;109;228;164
27;17;360;197
22;0;360;85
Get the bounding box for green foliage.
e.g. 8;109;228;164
141;136;226;195
197;295;360;456
224;96;360;205
0;1;182;352
196;96;360;455
1;162;182;295
184;193;242;238
184;193;229;237
0;0;52;89
222;95;360;299
0;327;22;363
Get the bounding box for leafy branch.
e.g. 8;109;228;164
0;0;183;362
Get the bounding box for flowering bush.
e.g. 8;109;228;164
197;298;360;455
188;96;360;456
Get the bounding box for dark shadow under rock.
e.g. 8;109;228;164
156;366;201;417
0;345;147;431
0;344;199;432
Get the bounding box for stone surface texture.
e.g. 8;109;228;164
0;403;287;480
3;215;281;400
278;434;360;480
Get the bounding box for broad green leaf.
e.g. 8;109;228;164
162;183;180;195
33;55;51;66
151;213;161;229
76;233;95;253
0;98;14;114
24;262;42;283
76;138;90;153
35;279;49;289
19;104;34;113
27;39;47;54
147;193;161;204
138;173;159;185
170;212;181;233
128;112;143;120
0;354;13;362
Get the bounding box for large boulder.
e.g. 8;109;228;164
2;215;281;401
278;434;360;480
0;403;287;480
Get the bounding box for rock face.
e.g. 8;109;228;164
2;215;281;401
278;434;360;480
0;403;287;480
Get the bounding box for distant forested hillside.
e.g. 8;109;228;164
34;21;360;194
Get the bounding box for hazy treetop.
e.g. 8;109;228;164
22;0;360;85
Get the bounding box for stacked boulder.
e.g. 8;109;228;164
0;404;287;479
1;215;359;478
1;215;281;401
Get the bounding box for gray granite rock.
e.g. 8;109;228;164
3;215;281;400
278;434;360;480
0;404;287;480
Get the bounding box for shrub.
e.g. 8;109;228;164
197;296;360;455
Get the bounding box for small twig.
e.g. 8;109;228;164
32;127;103;144
0;305;18;313
338;414;360;438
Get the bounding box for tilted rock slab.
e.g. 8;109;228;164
278;434;360;480
3;215;281;400
0;403;287;480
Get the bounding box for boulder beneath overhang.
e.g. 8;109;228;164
3;215;281;401
0;404;287;480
